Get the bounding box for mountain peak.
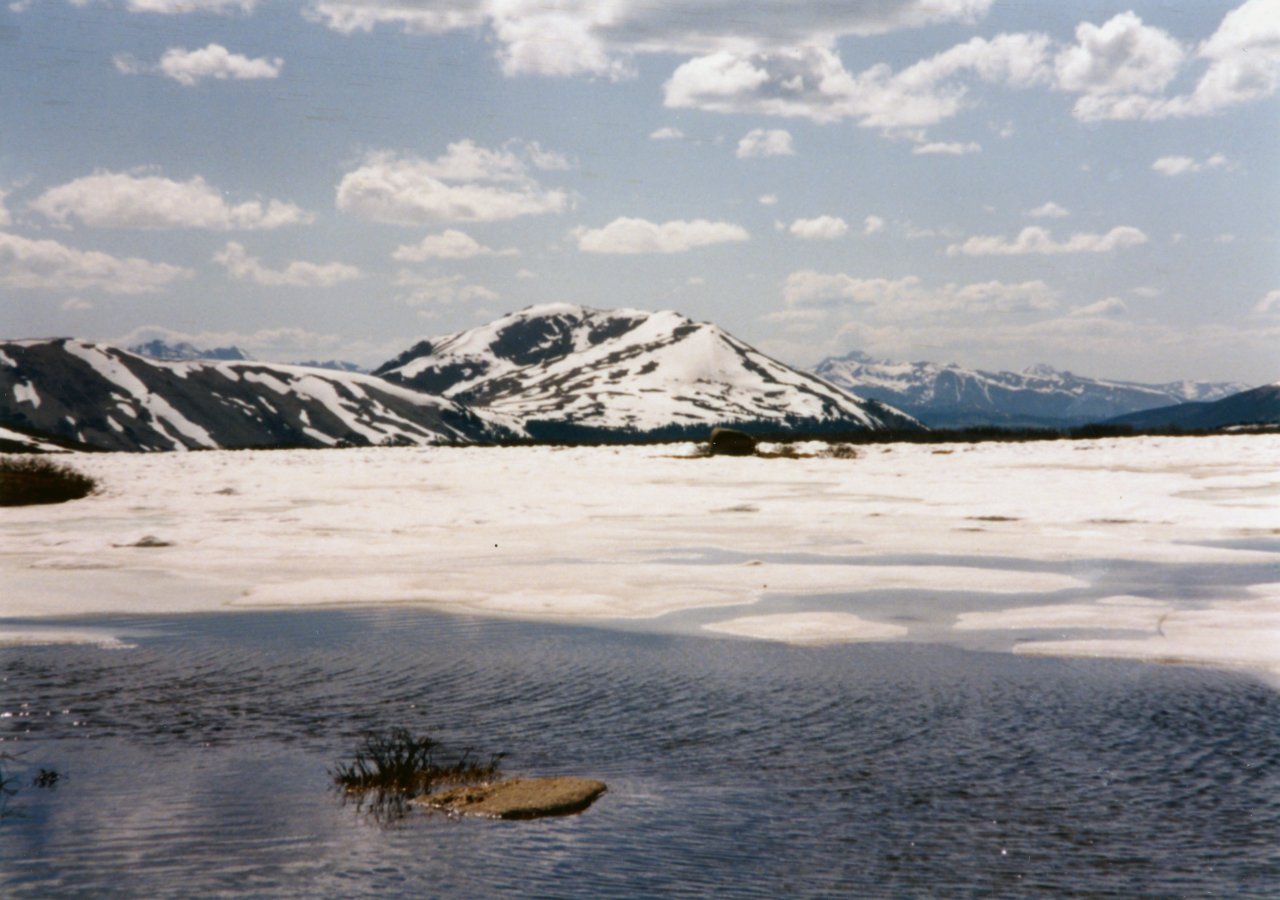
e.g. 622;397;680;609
377;305;919;438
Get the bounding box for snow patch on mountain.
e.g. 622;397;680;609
814;351;1252;429
377;304;919;437
1;339;514;451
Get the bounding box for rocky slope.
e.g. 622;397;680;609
1104;382;1280;431
0;339;512;451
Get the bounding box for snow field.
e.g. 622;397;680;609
2;434;1277;677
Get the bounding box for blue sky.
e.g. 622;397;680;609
1;0;1277;384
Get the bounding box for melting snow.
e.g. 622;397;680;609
1;434;1277;677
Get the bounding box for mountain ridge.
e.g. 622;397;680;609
812;351;1251;429
375;303;921;439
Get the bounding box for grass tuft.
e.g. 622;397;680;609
332;728;504;824
332;728;503;795
0;456;98;506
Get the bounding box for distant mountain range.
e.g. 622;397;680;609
1;306;917;451
374;303;918;441
2;306;1273;452
128;339;251;362
812;351;1251;429
129;340;368;374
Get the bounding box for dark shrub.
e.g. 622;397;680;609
0;456;97;506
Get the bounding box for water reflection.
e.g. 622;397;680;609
1;610;1277;897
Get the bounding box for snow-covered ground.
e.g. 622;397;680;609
3;435;1278;678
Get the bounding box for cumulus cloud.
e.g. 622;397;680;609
758;194;779;206
396;271;499;306
306;1;996;78
114;44;283;86
1061;1;1280;121
1253;289;1280;315
736;128;795;158
788;216;848;240
30;170;311;230
392;229;518;261
946;225;1148;256
571;217;748;254
0;231;192;294
1070;297;1128;318
126;0;256;12
0;189;10;228
783;270;1058;317
649;126;684;140
213;242;360;287
863;215;886;236
1054;12;1185;97
1151;153;1231;175
336;141;569;225
665;32;1050;128
1027;201;1069;218
912;140;981;155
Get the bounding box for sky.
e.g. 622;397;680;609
1;0;1277;385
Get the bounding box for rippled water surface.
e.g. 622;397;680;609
2;610;1278;897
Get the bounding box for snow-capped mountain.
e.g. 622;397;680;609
293;359;368;374
128;339;251;362
1;339;513;451
375;303;921;439
813;351;1251;429
1104;382;1280;431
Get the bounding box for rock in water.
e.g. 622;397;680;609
417;777;607;819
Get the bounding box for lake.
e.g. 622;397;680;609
2;609;1277;897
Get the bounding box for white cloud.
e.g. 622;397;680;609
306;1;997;79
665;32;1049;129
126;0;256;12
649;126;684;140
1028;201;1069;218
783;270;1058;317
396;271;500;306
946;225;1148;256
571;217;749;254
912;141;981;155
736;128;795;158
788;216;847;240
1214;233;1237;244
336;142;569;225
30;170;311;230
1253;289;1280;315
0;231;192;294
0;189;10;228
863;215;886;236
61;297;94;311
1070;297;1128;318
758;194;779;206
114;44;283;86
213;241;360;287
520;140;573;171
1151;153;1231;176
1054;12;1185;97
392;229;517;261
1063;1;1280;121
